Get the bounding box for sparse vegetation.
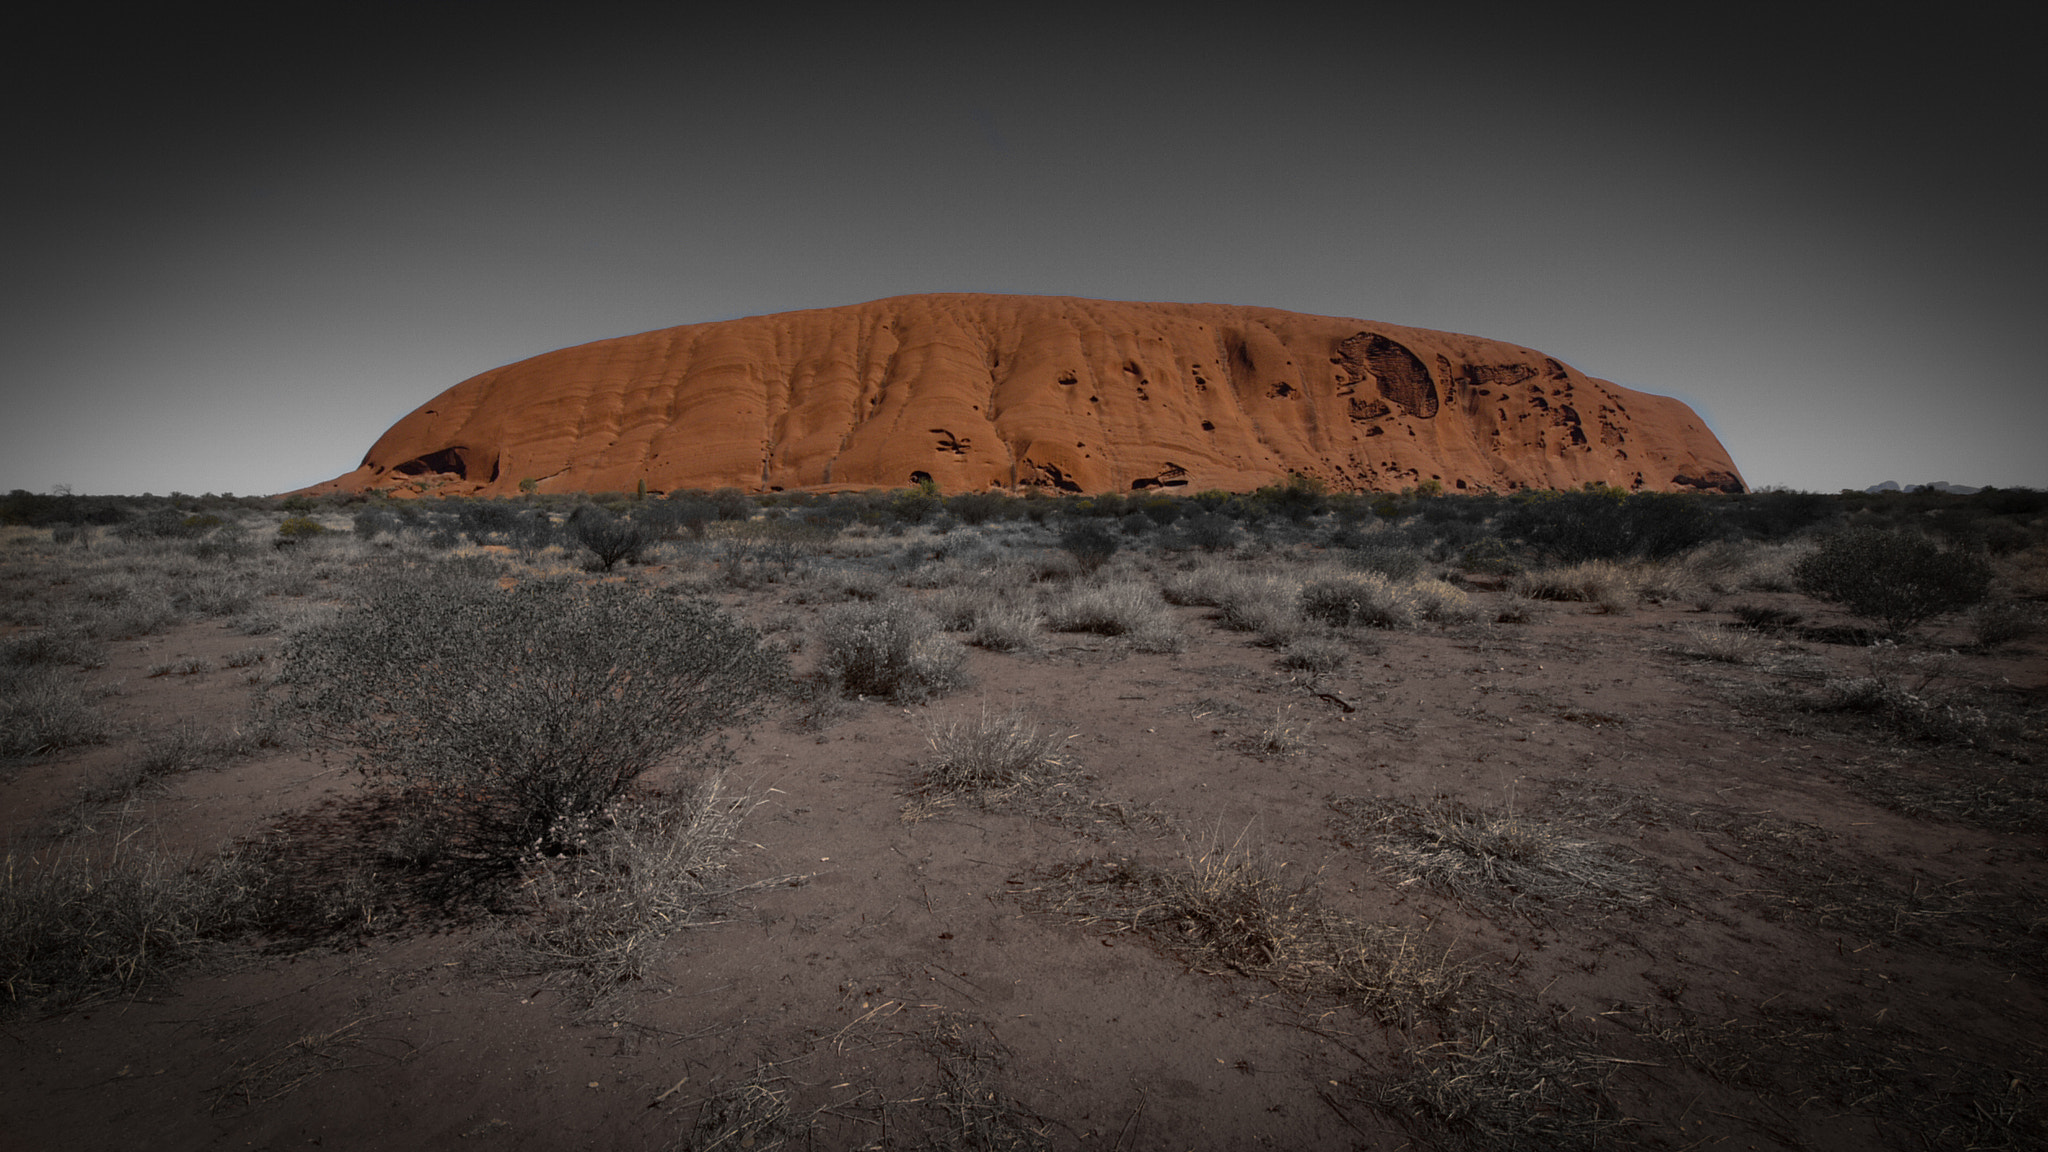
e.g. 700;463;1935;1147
1330;794;1656;917
3;485;2043;1149
1670;622;1777;665
1034;835;1474;1023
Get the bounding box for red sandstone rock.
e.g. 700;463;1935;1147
310;294;1744;497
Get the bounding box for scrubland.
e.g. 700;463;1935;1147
1;482;2044;1151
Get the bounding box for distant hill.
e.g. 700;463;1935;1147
1865;481;1983;495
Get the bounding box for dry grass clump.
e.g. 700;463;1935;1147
1359;1013;1631;1152
0;627;106;669
794;566;891;604
1278;634;1350;674
1840;761;2048;835
1409;576;1480;624
1634;558;1714;609
1160;561;1268;611
930;584;1046;651
1299;571;1416;629
496;773;769;1012
813;597;969;703
1729;601;1804;629
1492;593;1550;625
909;705;1077;811
1329;795;1656;918
1167;562;1322;643
1507;561;1641;613
1668;623;1779;665
681;1073;807;1151
0;667;112;761
58;720;282;832
1029;837;1473;1025
1547;778;2041;969
1031;833;1630;1152
907;1011;1055;1152
1041;580;1185;652
1661;538;1808;599
1237;705;1313;757
967;601;1044;652
1667;538;1806;594
1;840;260;1013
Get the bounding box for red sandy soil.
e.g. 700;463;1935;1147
3;540;2041;1152
308;294;1744;500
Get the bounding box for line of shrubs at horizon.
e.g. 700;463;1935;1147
13;479;2044;553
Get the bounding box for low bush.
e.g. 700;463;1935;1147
1407;578;1478;624
1806;641;2001;746
1507;561;1641;613
1;628;105;670
1300;573;1415;629
813;599;968;703
1730;602;1804;630
969;602;1044;652
1502;488;1716;562
277;578;786;862
569;508;650;572
275;515;327;542
1671;624;1777;665
1972;601;2042;651
1058;520;1120;572
1447;535;1514;576
1344;544;1429;581
1176;512;1240;552
1330;795;1656;918
1792;528;1992;634
1045;581;1168;638
351;509;399;540
1;843;258;1013
0;669;111;760
190;523;256;561
1278;636;1349;674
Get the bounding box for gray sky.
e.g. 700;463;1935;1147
4;4;2042;496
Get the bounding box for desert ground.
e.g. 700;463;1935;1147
2;489;2042;1151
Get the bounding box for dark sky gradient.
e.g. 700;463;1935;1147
5;4;2041;495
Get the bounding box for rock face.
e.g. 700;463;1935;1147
314;294;1744;497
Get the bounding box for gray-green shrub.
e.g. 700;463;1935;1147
1792;528;1991;633
277;578;785;859
569;508;650;572
1300;573;1414;629
813;599;968;702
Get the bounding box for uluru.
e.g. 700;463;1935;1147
311;294;1744;498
